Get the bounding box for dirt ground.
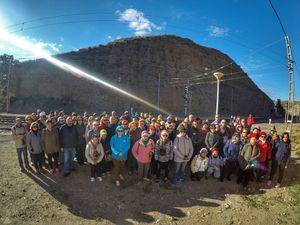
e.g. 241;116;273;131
0;123;299;225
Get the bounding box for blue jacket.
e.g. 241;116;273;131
223;139;240;161
275;141;291;166
110;133;131;160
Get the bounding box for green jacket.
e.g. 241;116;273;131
240;143;260;163
41;128;59;154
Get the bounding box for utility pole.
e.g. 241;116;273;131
6;56;13;113
284;36;295;133
183;80;191;117
157;72;160;113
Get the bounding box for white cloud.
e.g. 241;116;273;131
0;36;63;60
208;25;229;37
116;8;164;36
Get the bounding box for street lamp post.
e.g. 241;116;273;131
213;72;224;117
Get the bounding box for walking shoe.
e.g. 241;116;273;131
180;179;187;187
267;180;272;186
20;167;26;173
90;177;95;182
97;177;103;182
143;177;150;182
116;180;120;187
63;172;70;177
275;183;281;188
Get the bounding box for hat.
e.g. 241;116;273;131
160;130;169;137
40;111;46;117
116;125;124;132
141;130;150;137
253;126;261;131
100;129;107;136
260;131;267;137
200;148;208;154
91;132;99;138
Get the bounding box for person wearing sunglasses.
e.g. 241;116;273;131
110;126;131;186
26;122;44;173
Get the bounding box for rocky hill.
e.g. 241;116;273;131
8;35;273;117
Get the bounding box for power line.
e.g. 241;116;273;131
268;0;287;36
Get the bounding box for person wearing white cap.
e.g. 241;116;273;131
131;130;155;182
191;148;208;181
37;111;47;131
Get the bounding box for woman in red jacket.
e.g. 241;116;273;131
256;131;271;182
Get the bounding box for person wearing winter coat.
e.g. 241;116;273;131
59;117;78;177
171;128;194;186
132;130;155;182
41;119;60;174
191;148;209;181
85;133;104;182
223;133;240;181
188;121;202;157
237;135;260;187
75;116;86;165
256;131;272;182
99;129;112;174
208;148;224;180
12;117;30;172
26;122;43;173
110;125;131;186
205;124;221;153
268;132;291;188
154;130;173;182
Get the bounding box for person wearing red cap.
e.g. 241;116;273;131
131;130;155;182
257;131;272;182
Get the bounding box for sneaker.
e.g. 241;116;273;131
116;180;120;187
267;180;272;186
97;177;103;182
275;183;281;188
20;167;26;173
63;172;70;177
143;177;150;182
155;178;160;183
90;177;95;182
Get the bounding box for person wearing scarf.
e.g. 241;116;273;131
154;130;173;182
26;122;43;173
85;133;104;182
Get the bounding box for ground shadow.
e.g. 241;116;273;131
22;156;299;225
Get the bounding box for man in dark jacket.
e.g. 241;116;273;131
188;120;201;158
75;116;86;165
59;117;78;176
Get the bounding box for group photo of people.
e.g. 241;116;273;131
11;110;291;189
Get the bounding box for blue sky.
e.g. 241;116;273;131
0;0;299;101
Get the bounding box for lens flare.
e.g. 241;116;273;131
0;27;170;115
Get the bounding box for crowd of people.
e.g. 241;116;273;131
11;110;291;189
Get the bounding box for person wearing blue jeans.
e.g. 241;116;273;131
172;161;188;184
59;117;78;176
171;128;194;186
63;148;76;174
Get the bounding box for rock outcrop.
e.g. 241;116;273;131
9;35;274;117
